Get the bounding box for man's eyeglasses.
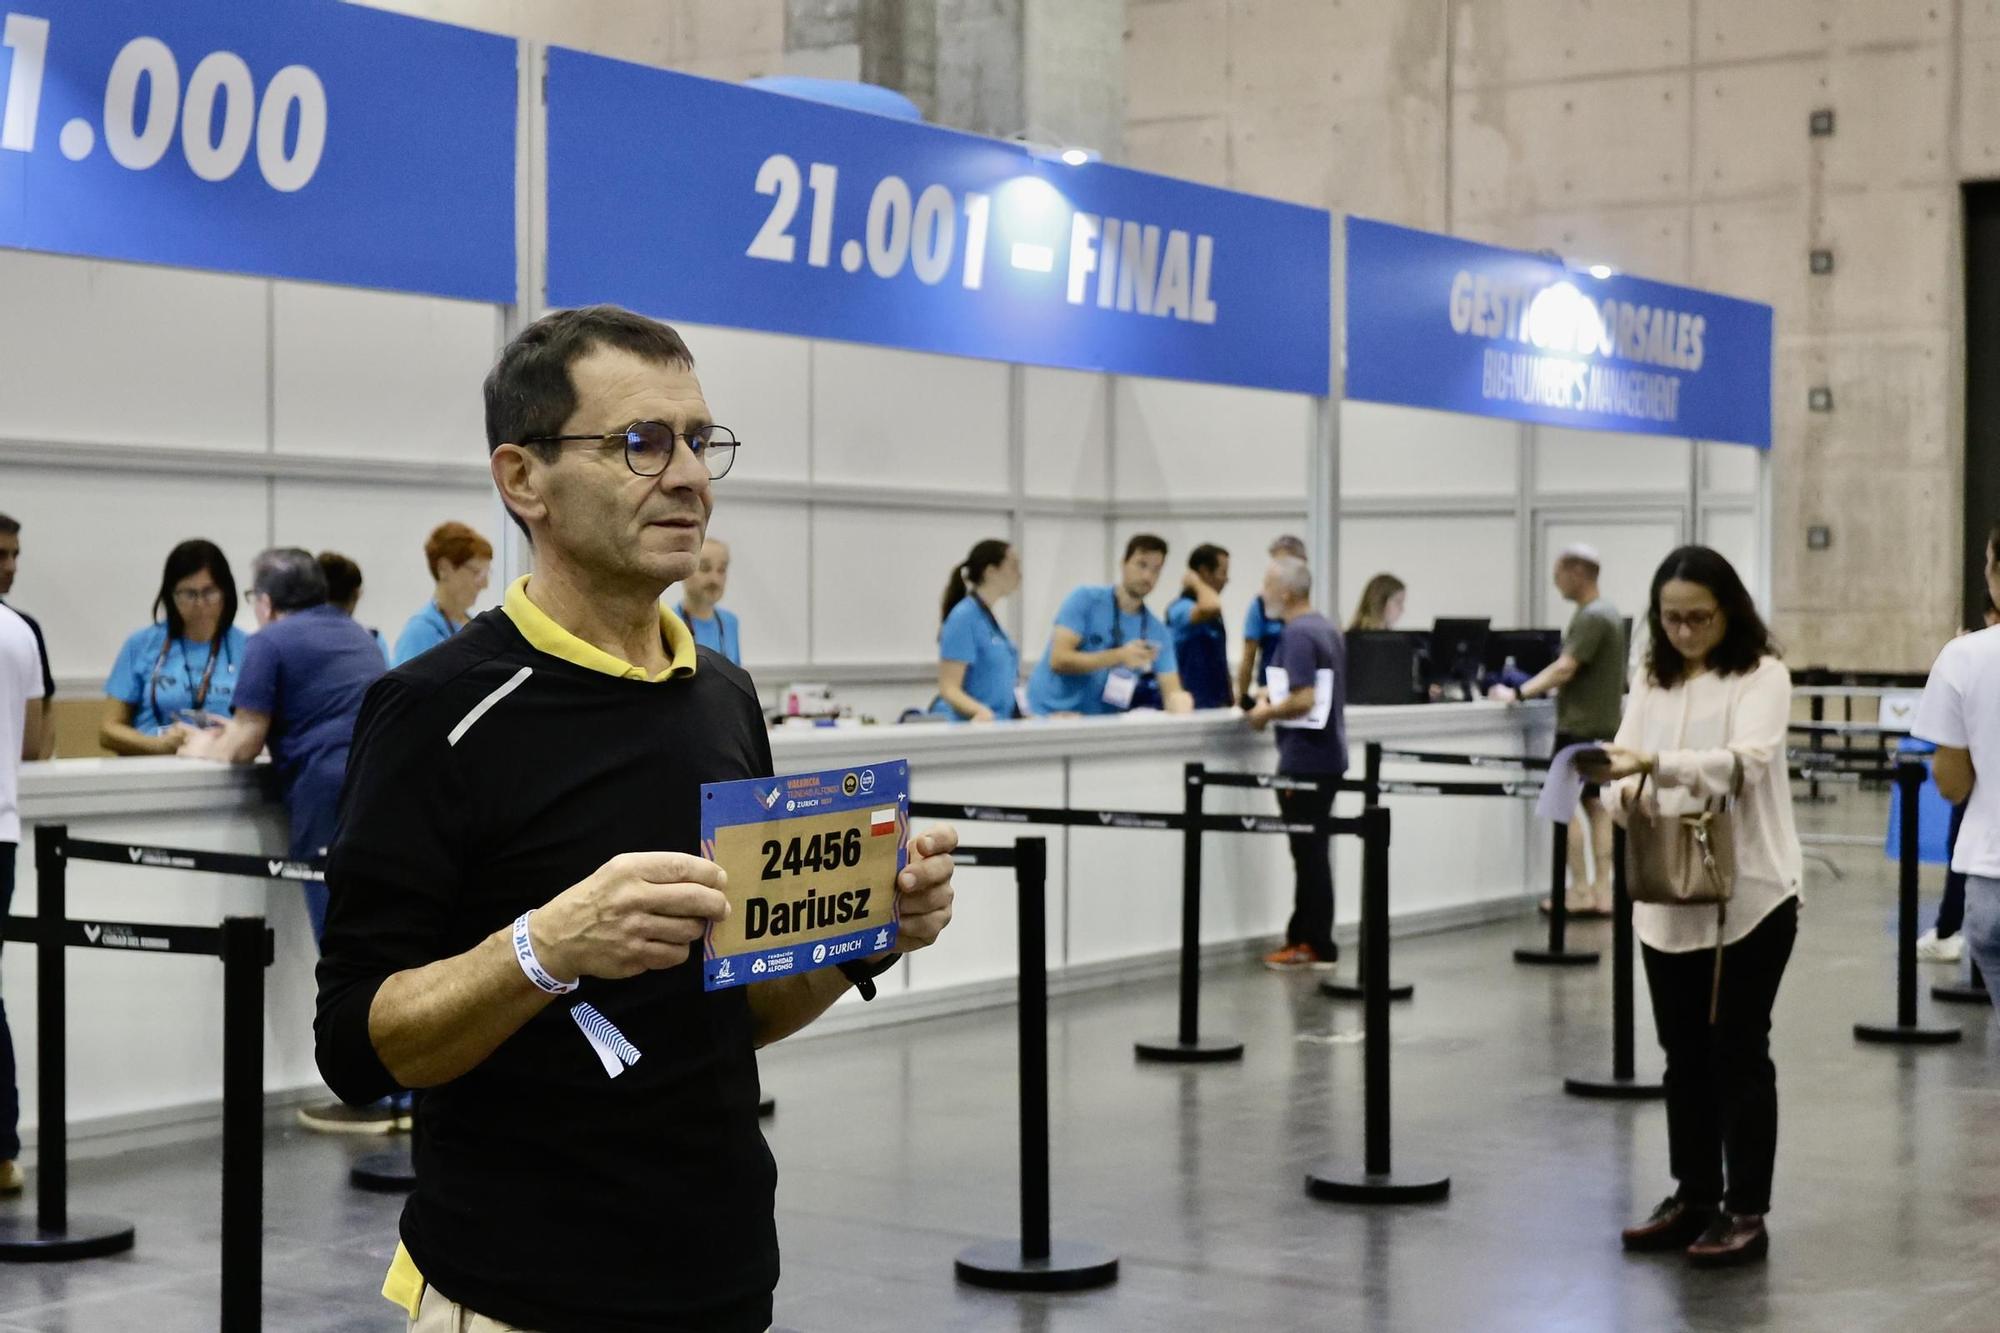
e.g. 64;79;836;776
519;421;739;481
172;586;225;605
1661;609;1717;631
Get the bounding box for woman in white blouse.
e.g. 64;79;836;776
1581;546;1802;1270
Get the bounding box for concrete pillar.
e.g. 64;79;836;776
851;0;1122;156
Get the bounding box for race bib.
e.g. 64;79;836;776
699;760;909;991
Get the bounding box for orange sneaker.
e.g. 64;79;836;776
1263;943;1314;970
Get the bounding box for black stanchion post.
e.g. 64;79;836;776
1515;815;1599;968
219;916;269;1333
1322;743;1413;1004
1563;827;1664;1100
1805;676;1829;803
1306;805;1449;1204
1136;763;1243;1063
956;838;1118;1291
1856;761;1961;1045
0;824;136;1261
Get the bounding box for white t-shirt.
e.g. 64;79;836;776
1912;626;2000;877
0;603;46;844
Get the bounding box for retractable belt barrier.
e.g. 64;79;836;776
0;825;276;1333
1794;668;1927;803
1369;745;1595;969
950;839;1118;1293
1561;826;1663;1101
1854;762;1963;1046
920;768;1450;1206
914;784;1363;1064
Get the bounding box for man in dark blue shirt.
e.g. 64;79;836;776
185;547;392;1133
1166;543;1232;710
1246;554;1348;969
184;547;387;942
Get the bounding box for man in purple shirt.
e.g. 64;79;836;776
1246;555;1348;969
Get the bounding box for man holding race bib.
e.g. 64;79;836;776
314;306;958;1333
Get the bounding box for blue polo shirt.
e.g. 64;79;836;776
679;605;742;666
235;606;387;794
1166;592;1231;710
930;595;1020;720
393;602;458;667
1026;585;1178;716
1244;599;1285;669
105;623;249;733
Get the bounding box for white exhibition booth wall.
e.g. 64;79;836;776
3;269;1766;723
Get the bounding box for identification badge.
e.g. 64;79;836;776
1102;668;1138;710
699;760;909;991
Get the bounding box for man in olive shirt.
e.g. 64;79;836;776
1494;545;1624;914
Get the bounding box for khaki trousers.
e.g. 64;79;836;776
409;1286;526;1332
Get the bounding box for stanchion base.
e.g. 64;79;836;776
1133;1035;1244;1064
1513;947;1600;967
1318;977;1414;1002
1931;981;1992;1006
1562;1073;1666;1101
954;1239;1120;1292
758;1094;776;1118
1304;1165;1450;1205
0;1213;137;1262
349;1149;417;1193
1854;1020;1962;1045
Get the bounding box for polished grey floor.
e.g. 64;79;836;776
2;792;1996;1332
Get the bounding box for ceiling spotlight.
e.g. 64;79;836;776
1587;263;1615;279
1060;147;1094;166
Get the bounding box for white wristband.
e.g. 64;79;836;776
513;910;578;995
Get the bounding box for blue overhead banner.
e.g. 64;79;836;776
1345;217;1772;448
0;0;516;302
546;49;1331;396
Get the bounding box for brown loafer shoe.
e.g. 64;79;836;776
1621;1196;1718;1252
1686;1213;1769;1268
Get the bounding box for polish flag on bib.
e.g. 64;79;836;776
870;808;897;836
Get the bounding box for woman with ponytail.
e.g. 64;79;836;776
931;540;1024;721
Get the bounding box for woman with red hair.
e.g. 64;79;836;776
392;521;493;667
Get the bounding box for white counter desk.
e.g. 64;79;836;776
7;700;1552;1152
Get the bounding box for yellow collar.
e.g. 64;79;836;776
502;575;697;682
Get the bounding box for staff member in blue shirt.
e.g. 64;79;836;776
1027;533;1194;716
677;536;742;665
1234;533;1309;708
1166;543;1232;709
102;540;248;756
931;539;1022;721
393;522;493;666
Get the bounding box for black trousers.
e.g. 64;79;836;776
1278;787;1337;957
1641;898;1798;1216
1939;800;1967;938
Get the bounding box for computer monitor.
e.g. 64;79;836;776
1426;618;1491;694
1344;631;1425;705
1483;628;1563;676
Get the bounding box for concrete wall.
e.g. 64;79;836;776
1126;0;1977;671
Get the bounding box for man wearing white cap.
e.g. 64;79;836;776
1493;544;1624;914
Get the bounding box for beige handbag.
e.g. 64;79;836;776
1624;756;1743;1021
